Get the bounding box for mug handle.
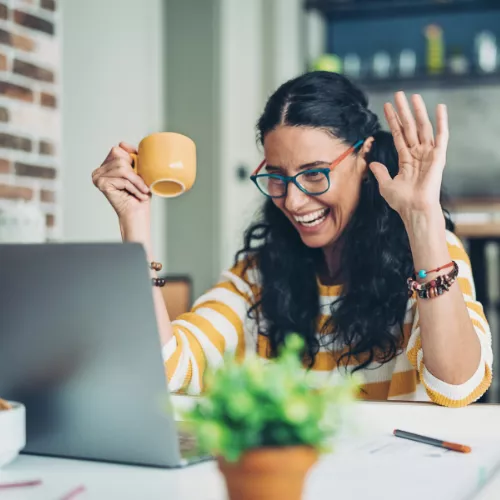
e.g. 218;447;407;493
130;152;138;171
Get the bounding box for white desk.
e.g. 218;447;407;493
2;400;500;500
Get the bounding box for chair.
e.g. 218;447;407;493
159;275;193;320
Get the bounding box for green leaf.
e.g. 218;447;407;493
180;332;360;461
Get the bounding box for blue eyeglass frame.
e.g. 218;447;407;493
250;140;364;199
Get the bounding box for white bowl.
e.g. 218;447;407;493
0;402;26;468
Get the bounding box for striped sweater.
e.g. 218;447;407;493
163;231;493;407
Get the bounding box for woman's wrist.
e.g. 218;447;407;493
402;207;450;272
119;213;154;260
400;204;445;236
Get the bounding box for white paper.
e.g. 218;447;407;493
304;434;500;500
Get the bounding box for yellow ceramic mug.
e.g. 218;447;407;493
130;132;196;198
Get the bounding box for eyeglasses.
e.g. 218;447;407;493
250;140;364;199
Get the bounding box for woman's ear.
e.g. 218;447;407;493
356;136;375;174
361;136;375;156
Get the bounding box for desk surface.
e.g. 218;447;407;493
2;400;500;500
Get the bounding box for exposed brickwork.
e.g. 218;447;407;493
0;184;34;201
0;81;34;102
15;161;57;179
0;158;10;173
41;0;56;12
40;189;55;203
45;213;55;227
40;91;56;108
0;1;60;240
12;33;36;52
0;133;32;152
13;59;54;82
14;10;54;35
0;28;36;52
39;140;55;155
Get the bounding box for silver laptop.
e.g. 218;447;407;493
0;242;207;468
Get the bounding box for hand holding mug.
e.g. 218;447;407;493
92;142;150;219
93;132;196;220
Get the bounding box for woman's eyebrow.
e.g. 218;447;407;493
265;160;331;172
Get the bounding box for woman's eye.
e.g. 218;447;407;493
303;171;321;179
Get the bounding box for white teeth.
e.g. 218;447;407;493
293;208;328;227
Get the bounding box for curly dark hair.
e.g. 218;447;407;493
236;71;454;372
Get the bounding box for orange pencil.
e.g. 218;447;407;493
393;429;471;453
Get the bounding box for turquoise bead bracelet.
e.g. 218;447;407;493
416;261;454;281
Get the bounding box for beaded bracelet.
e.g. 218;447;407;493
407;260;459;299
152;277;167;287
415;261;454;279
150;261;163;272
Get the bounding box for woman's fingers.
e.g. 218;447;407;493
394;91;419;148
435;104;449;149
384;102;413;166
412;94;434;145
118;141;138;154
93;159;149;194
95;176;150;201
102;144;135;165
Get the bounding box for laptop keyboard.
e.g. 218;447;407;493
178;429;198;455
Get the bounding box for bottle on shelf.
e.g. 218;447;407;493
343;53;361;79
424;24;445;75
312;53;343;74
475;31;497;73
448;46;469;75
398;49;417;78
372;51;391;79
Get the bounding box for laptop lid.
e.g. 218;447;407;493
0;243;184;468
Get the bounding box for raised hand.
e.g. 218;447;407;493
369;91;449;223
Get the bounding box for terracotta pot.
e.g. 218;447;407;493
217;446;318;500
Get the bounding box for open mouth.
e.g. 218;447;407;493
293;208;330;228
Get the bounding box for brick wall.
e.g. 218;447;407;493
0;0;59;240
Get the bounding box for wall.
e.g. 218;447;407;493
61;0;167;262
0;0;60;240
165;0;305;299
164;0;222;300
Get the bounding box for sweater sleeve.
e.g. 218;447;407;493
162;258;257;395
406;230;493;408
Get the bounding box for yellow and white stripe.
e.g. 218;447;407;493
164;230;493;406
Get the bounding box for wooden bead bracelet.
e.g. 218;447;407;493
149;261;165;287
152;277;167;288
407;260;459;299
150;261;163;271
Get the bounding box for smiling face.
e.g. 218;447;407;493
263;125;370;251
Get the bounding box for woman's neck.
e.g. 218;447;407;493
319;241;343;286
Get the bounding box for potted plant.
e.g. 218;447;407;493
182;334;359;500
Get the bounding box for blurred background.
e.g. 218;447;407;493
0;0;498;399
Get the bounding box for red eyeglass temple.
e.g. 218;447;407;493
251;142;360;177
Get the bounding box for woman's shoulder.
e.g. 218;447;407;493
224;252;261;288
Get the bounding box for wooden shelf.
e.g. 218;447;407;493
350;70;500;93
455;222;500;238
304;0;500;21
449;197;500;239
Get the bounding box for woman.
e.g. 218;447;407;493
93;71;492;407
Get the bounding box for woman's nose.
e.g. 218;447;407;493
284;182;310;213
